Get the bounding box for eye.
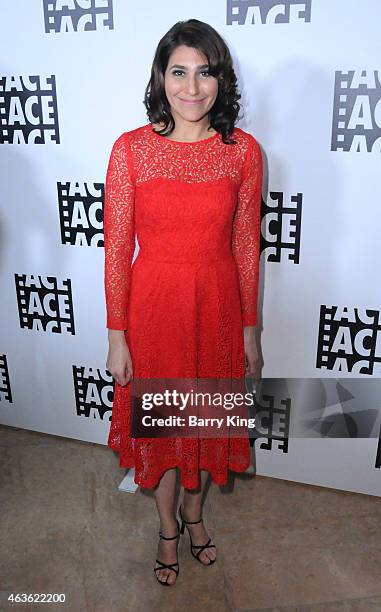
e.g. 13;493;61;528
171;70;210;77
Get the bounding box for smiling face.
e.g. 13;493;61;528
163;44;219;126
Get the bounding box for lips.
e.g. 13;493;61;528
179;98;206;104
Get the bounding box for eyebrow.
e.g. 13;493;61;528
169;64;209;69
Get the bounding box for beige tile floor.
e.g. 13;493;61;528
1;425;381;612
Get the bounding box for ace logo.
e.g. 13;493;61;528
15;274;75;334
58;181;105;246
331;70;381;153
227;0;312;25
0;75;59;145
0;355;13;404
249;388;291;453
73;366;113;420
43;0;114;33
261;191;302;264
316;306;381;375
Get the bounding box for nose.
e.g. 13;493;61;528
184;73;200;96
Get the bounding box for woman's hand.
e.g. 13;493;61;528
106;330;133;386
243;326;260;378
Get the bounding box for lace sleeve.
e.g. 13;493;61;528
103;132;136;330
232;135;263;327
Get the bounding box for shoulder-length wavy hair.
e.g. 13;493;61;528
143;19;242;145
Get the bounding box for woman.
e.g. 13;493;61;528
104;19;262;586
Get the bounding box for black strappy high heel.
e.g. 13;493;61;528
179;504;216;565
153;518;180;586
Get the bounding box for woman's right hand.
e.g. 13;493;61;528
106;330;133;386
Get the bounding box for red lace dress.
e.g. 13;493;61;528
104;122;263;489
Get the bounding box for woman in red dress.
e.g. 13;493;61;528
104;19;262;586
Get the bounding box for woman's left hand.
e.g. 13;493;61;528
243;326;260;377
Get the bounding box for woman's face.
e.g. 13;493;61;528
163;45;219;124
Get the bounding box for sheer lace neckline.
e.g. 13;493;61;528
149;123;219;146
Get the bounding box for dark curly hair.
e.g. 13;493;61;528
143;19;242;145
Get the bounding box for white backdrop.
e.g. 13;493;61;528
1;0;380;496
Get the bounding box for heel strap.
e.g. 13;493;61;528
159;532;180;540
182;517;202;525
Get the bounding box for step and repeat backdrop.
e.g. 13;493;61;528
0;1;380;496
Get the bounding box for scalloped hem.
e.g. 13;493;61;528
110;446;253;490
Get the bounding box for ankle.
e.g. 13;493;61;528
181;503;202;522
159;517;178;536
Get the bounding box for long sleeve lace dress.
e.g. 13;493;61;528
104;122;263;489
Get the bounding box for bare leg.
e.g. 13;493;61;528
181;469;217;564
153;467;179;585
